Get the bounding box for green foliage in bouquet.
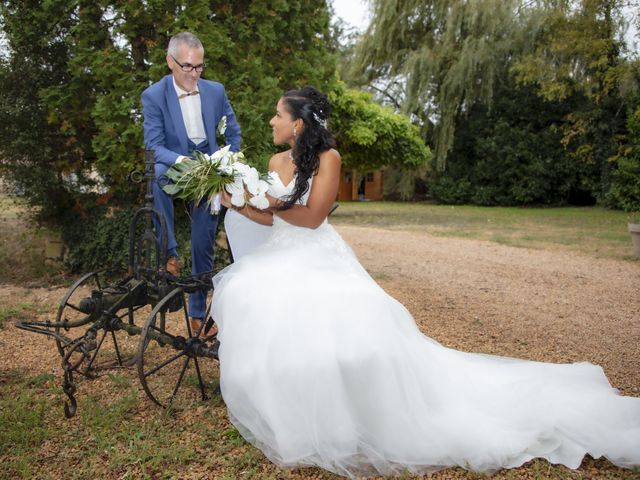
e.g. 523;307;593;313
162;152;237;205
162;147;272;211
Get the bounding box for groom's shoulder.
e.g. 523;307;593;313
199;78;225;94
142;75;171;98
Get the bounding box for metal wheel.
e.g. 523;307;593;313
137;287;219;409
55;272;149;375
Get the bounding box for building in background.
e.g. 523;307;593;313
338;168;383;201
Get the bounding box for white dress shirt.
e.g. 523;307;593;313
173;77;206;153
172;78;222;213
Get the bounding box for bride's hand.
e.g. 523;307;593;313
220;190;232;209
266;194;280;210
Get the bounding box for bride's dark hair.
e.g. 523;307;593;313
278;85;335;210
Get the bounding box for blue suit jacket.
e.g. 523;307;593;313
141;75;242;175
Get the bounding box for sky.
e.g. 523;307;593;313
331;0;371;32
330;0;637;53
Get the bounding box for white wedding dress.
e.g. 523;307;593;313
224;208;271;261
211;173;640;478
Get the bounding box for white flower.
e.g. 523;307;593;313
225;176;246;207
217;116;227;136
218;164;234;175
242;167;260;192
211;145;231;164
225;176;244;195
209;193;222;214
248;178;270;197
231;161;251;176
230;193;245;207
248;194;270;210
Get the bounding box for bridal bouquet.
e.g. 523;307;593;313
162;118;271;213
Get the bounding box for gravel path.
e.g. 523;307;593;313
336;225;640;395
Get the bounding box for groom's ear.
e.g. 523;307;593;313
166;55;174;71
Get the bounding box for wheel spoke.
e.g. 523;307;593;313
182;294;192;337
85;330;107;372
193;356;208;400
143;350;187;378
138;287;215;409
116;304;146;321
148;323;177;342
64;302;84;313
170;356;191;403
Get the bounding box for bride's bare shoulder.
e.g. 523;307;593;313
319;148;341;169
268;151;290;170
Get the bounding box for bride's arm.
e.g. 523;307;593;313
271;149;341;229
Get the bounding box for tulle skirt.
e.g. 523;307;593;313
212;219;640;478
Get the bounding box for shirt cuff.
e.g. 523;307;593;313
175;155;187;165
210;193;222;214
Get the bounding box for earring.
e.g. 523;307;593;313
293;127;297;137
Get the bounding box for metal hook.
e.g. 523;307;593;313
63;395;77;418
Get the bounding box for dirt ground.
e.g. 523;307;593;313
337;225;640;396
1;223;639;478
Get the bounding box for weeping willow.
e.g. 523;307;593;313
352;0;543;168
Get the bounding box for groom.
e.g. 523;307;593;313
141;31;242;332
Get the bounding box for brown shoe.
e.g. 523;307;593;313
190;318;218;338
166;256;182;276
190;318;204;336
204;318;218;337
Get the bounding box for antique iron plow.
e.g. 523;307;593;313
16;151;220;417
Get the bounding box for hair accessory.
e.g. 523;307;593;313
312;112;327;129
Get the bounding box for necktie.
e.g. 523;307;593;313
178;91;200;99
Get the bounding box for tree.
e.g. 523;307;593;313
429;79;581;206
0;0;338;271
609;67;640;212
330;81;430;171
0;0;431;270
0;0;337;213
349;0;638;207
512;0;635;205
0;0;79;217
350;0;522;168
329;81;431;200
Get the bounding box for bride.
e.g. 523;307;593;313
214;86;639;478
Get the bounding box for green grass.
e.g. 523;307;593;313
0;371;52;478
330;201;636;260
1;364;637;479
0;303;47;329
0;195;68;285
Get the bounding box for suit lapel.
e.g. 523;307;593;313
199;81;218;154
164;76;189;155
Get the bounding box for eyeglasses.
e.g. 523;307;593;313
170;55;205;73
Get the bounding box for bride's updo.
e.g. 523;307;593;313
279;86;335;210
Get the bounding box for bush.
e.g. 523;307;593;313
608;99;640;212
62;198;231;276
428;81;583;206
